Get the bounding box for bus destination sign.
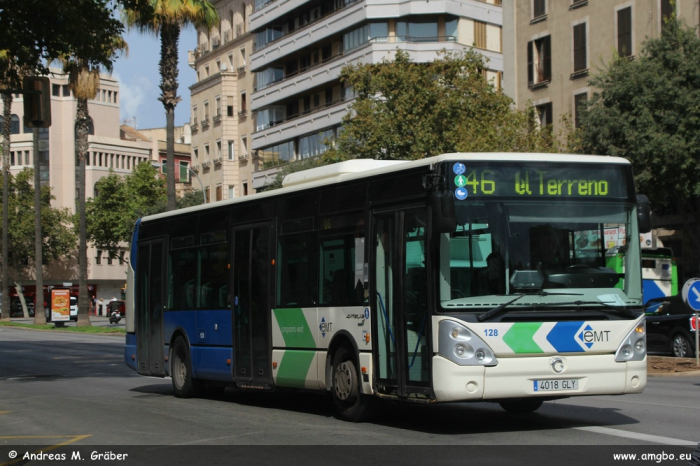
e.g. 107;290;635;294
450;162;628;200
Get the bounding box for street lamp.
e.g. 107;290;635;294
151;162;206;205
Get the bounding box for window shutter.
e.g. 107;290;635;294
543;36;552;81
573;23;586;72
617;7;632;57
527;40;534;86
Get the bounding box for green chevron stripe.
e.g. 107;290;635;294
273;308;316;348
502;322;544;353
277;351;315;388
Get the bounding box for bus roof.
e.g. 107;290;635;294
140;153;631;223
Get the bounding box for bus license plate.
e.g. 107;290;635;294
533;379;578;392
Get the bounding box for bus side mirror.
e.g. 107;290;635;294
637;194;652;233
431;191;456;233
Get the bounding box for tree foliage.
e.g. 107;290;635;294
578;18;700;248
86;162;166;252
323;49;561;163
0;0;125;88
0;169;77;273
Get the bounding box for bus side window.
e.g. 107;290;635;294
277;233;318;307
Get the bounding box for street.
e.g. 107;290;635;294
0;326;698;465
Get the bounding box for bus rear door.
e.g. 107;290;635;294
136;239;166;376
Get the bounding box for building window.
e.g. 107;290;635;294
240;91;247;113
527;36;551;88
215;96;221;117
228;185;236;199
241;136;248;158
574;92;587;129
243;182;248;196
216;140;222;159
617;7;632;57
95;250;102;265
535;102;553;127
228;140;235;160
204;144;210;162
216;184;222;201
572;22;587;74
52;84;60;96
661;0;674;26
179;161;190;182
204;101;210;121
533;0;546;19
205;186;211;203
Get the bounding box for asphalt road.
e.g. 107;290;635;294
0;326;698;465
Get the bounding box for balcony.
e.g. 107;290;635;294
251;98;350;150
237;65;247;73
202;161;211;168
239;152;248;160
213;157;223;165
212;113;222;123
212;37;220;48
201;118;210;128
236;23;246;36
238;109;247;118
192;164;200;172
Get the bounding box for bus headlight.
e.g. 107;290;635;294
615;321;646;362
439;320;498;366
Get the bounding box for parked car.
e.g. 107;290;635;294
9;297;35;317
70;296;78;321
645;295;698;358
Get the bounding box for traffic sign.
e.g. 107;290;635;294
681;279;700;312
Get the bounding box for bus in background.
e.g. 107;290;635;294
606;247;677;304
124;153;650;421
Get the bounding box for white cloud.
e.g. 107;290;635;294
112;72;155;128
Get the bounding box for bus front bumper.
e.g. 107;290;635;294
431;354;647;403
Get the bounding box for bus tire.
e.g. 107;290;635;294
171;337;203;398
332;347;370;422
499;399;543;414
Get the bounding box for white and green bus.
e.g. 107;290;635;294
125;153;650;421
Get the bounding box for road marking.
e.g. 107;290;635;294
0;411;9;415
574;426;697;446
0;435;91;466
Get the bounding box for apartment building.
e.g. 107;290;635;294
2;68;152;300
190;0;503;194
503;0;699;134
189;0;257;201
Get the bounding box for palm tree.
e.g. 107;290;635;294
61;37;127;326
0;51;21;322
124;0;218;211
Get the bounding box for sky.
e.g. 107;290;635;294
111;26;197;130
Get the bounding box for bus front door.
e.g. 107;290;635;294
232;224;273;388
372;208;431;398
136;239;166;377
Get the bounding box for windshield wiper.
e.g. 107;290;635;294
477;291;584;322
520;300;639;318
477;294;526;322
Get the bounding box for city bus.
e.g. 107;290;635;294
124;153;650;421
606;247;678;305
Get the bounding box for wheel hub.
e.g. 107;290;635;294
335;362;353;401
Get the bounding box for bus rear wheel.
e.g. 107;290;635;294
332;347;370;422
499;399;543;414
171;337;203;398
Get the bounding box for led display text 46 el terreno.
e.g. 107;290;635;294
450;163;629;199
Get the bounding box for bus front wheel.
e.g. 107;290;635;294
332;347;370;422
171;337;203;398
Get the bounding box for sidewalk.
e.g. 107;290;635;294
8;315;123;328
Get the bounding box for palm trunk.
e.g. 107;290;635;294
159;22;181;212
75;98;91;326
1;92;12;322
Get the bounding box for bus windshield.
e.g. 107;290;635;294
439;199;642;311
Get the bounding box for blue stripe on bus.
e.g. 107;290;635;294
643;280;666;304
546;321;585;353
